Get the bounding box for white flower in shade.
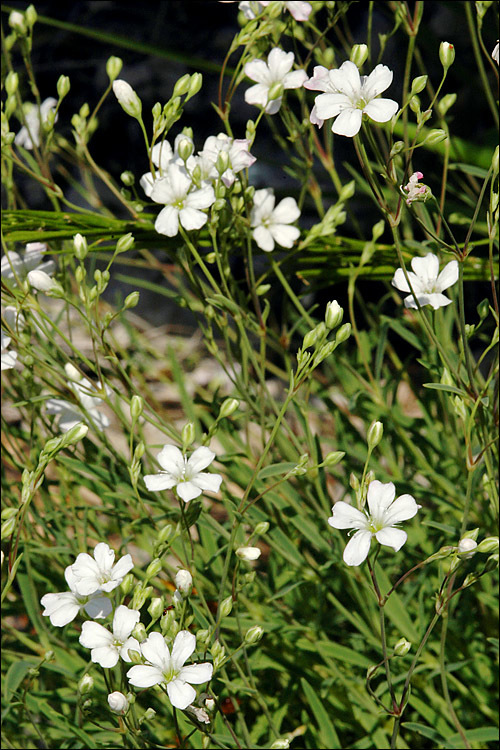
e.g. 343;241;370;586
1;242;55;285
235;546;262;561
244;48;308;115
127;630;213;709
40;566;112;627
250;188;301;251
310;60;399;137
1;330;18;370
45;365;110;433
199;133;256;188
150;164;215;237
492;41;499;65
328;480;421;566
70;542;134;596
140;135;194;197
79;605;141;668
15;97;58;150
391;253;459;310
108;691;129;715
144;445;222;502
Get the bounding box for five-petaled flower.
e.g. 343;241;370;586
306;60;399;137
244;48;307;115
79;605;141;668
40;566;112;627
144;445;223;502
150;164;215;237
391;253;459;310
250;188;301;251
70;542;134;596
328;480;421;566
127;630;213;709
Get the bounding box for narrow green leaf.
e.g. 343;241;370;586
301;677;341;749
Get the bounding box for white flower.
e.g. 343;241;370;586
260;1;312;21
127;630;213;710
391;253;459;310
250;188;301;251
457;538;477;558
235;546;262;561
492;41;499;65
2;242;55;285
144;445;222;503
244;48;307;115
150;164;215;237
108;691;129;715
309;60;399;137
15;98;58;150
70;542;134;596
27;269;57;292
140;135;193;197
402;171;432;206
40;566;113;627
199;133;256;188
79;605;141;668
45;366;110;433
328;480;421;566
175;569;193;597
1;330;18;370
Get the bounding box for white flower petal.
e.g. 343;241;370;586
244;58;272;85
91;646;120;668
127;664;164;688
272;196;301;224
362;64;393;99
270;224;300;249
436;260;459;291
253;225;275;252
283;69;308;90
79;621;112;649
343;529;372;566
191;472;223;495
383;494;421;525
327;501;368;530
363;97;399;123
155;206;180;237
331;108;363;137
411;253;439;281
375;526;407;552
179;206;208;231
176;481;203;502
157;445;185;474
144;473;177;492
314;93;350;121
167;679;196;710
391;268;411;293
171;630;196;669
113;605;140;640
141;631;170;669
187;446;216;473
367;480;396;517
245;82;271;107
179;662;213;685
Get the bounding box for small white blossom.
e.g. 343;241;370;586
308;60;399;137
224;1;312;21
198;133;256;188
457;538;478;558
2;242;55;285
40;566;112;627
150;164;215;237
70;542;134;596
79;605;141;668
127;630;213;709
236;546;262;561
328;480;421;566
391;253;459;310
250;188;301;251
15;98;58;150
140;135;193;197
244;48;307;115
108;691;130;715
175;569;193;597
27;269;57;292
144;445;222;502
45;365;110;433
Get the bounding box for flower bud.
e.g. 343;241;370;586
27;270;56;292
335;323;351;344
73;233;88;260
196;629;211;646
325;300;343;329
457;537;477;558
350;44;368;68
1;516;16;540
439;41;455;70
25;5;37;27
256;283;271;295
78;674;94;694
108;691;129;715
254;521;270;535
437;93;456;117
112;79;142;119
424;129;447;146
157;524;174;543
148;597;165;620
182;423;195;450
130;395;143;420
63;423;89;445
120;170;135;187
476;536;499;554
172;73;191;98
322;451;345;467
9;11;27;33
218;398;239;419
270;740;290;749
116;232;135;253
57;75;71;100
178;138;194;162
175;569;193;596
106;56;123;83
244;625;264;644
131;623;148;643
187;73;203;100
145;558;163;579
140;708;156;723
367;420;383;450
219;595;233;618
123;291;140;309
131;584;153;610
236;546;261;561
349;473;360;491
393;637;411;656
410;75;427;96
303;324;322;350
493;145;499;176
1;507;18;520
5;71;19;96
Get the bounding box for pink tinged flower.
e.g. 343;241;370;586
402;171;431;206
144;445;222;502
311;60;399;137
126;630;213;710
70;542;134;596
250;188;301;252
328;480;421;566
244;48;308;115
391;253;459;310
151;164;215;237
200;134;256;188
40;566;112;627
260;1;312;20
79;605;141;668
15;97;58;150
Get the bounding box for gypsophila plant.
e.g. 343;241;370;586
2;2;498;749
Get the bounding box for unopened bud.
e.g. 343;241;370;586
178;138;194;162
106;56;123;83
325;300;343;329
187;73;203;99
424;128;447;146
244;625;264;644
270;740;290;750
322;451;345;467
25;5;37;28
63;423;89;445
140;707;156;723
393;637;411;656
437;93;456;117
410;75;427;96
367;420;383;450
9;11;27;33
493;145;499;176
116;232;134;253
27;270;56;292
120;170;135;186
219;595;233;618
182;423;195;450
73;233;88;260
439;41;455;71
476;536;499;554
350;44;368;68
175;569;193;596
78;674;94;694
457;537;477;558
196;629;211;646
130;395;143;421
219;398;239;418
236;546;261;561
113;79;142;119
123;291;140;309
145;558;163;579
5;72;19;96
57;75;71;100
254;521;270;535
173;74;191;98
148;597;165;620
157;524;174;544
335;323;351;344
108;691;129;715
131;623;147;643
